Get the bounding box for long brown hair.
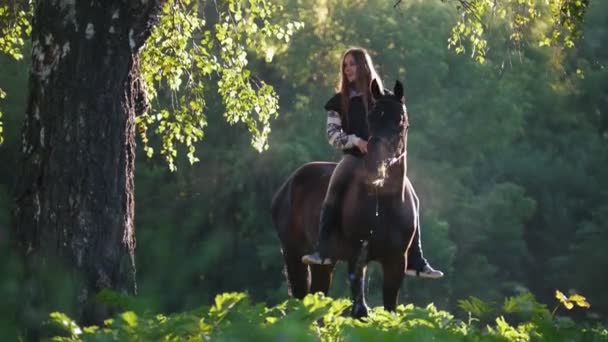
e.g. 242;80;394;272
337;47;383;127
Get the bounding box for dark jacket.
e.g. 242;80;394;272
324;92;371;157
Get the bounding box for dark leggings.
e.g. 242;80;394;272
407;227;427;270
323;155;362;205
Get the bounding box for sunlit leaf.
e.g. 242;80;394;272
49;312;82;337
121;311;138;328
569;294;591;308
555;290;569;304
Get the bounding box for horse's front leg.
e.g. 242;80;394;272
348;252;369;318
310;263;335;295
381;256;405;312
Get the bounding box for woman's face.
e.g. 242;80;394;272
343;53;357;83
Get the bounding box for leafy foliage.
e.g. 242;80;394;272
48;292;607;341
0;3;30;61
439;0;590;63
137;0;303;170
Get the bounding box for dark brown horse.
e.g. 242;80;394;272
271;80;420;317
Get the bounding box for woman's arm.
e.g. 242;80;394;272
326;110;363;150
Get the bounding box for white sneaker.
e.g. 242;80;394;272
301;252;332;265
405;264;444;279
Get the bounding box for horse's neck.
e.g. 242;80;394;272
348;161;406;197
385;161;406;194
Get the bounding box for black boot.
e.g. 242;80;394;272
405;228;444;279
302;204;338;265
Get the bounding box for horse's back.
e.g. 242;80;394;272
271;162;336;254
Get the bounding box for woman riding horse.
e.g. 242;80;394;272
301;47;442;279
272;77;434;317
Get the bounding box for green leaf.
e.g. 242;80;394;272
49;312;82;337
120;311;138;328
458;296;494;318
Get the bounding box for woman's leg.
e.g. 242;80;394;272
302;155;360;265
405;236;443;278
404;186;443;279
406;227;428;271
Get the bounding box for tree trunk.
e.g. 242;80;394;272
12;0;165;328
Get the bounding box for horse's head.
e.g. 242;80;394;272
365;79;408;188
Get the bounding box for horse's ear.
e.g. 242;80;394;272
394;80;404;102
370;78;382;100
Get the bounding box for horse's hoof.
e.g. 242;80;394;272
352;302;370;318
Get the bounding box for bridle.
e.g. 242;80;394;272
369;97;408;166
367;101;409;201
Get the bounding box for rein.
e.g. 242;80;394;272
389;151;406;167
378;125;409;202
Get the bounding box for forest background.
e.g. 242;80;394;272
0;0;607;337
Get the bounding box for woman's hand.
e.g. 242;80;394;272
355;138;368;154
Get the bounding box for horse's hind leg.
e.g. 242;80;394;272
381;257;405;312
283;253;310;299
310;264;335;295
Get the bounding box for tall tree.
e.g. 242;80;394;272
13;0;167;325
